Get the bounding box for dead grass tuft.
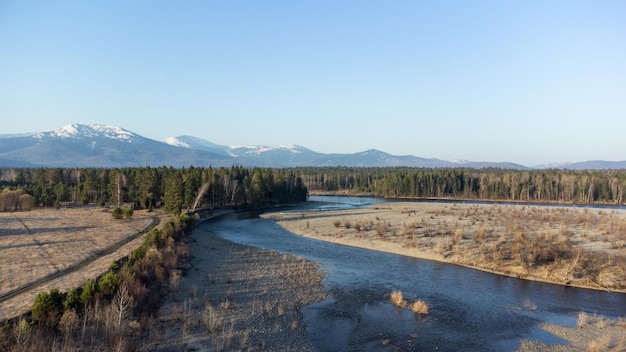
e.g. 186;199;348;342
410;300;429;315
390;290;404;307
587;333;613;352
578;311;588;328
390;290;429;315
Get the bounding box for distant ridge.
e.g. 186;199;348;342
0;123;622;169
0;124;238;168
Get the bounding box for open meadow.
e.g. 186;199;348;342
0;207;162;321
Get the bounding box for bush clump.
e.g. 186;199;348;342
390;290;429;315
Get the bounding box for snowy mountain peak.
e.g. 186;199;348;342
48;124;139;143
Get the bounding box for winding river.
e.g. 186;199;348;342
204;197;626;351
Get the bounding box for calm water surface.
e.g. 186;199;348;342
204;197;626;351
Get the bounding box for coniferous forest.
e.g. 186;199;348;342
0;166;308;213
299;167;626;204
2;167;626;213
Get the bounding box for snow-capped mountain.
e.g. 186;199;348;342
161;137;324;166
164;138;529;168
0;124;622;169
162;135;231;156
46;124;141;143
0;124;240;167
228;144;322;166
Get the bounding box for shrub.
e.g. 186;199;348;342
390;290;404;307
124;208;134;219
32;289;64;325
588;333;612;352
203;303;224;333
146;228;163;247
131;244;148;263
411;300;430;315
63;288;80;311
12;318;31;349
98;270;119;296
112;207;123;219
375;223;387;236
80;279;97;305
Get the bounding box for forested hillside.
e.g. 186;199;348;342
0;166;308;212
299;167;626;204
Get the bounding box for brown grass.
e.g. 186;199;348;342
264;202;626;292
390;290;403;307
0;206;166;321
389;290;429;315
410;300;429;315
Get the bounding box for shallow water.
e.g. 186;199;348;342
204;197;626;351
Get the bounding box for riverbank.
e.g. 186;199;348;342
262;201;626;350
519;316;626;351
140;224;328;351
264;201;626;293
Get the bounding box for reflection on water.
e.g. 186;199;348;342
205;197;626;351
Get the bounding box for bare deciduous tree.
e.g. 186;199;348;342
113;287;135;329
13;318;31;351
192;182;210;212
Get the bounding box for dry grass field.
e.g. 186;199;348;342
0;207;162;321
264;202;626;292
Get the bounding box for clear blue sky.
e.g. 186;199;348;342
1;1;625;166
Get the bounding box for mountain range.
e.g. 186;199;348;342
0;124;623;170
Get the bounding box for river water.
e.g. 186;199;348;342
204;197;626;351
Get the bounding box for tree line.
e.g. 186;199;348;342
3;166;625;211
298;167;626;204
0;166;308;213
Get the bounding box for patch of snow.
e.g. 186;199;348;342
49;124;138;143
50;124;81;138
163;137;190;148
229;145;257;149
89;124;137;141
230;144;304;155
